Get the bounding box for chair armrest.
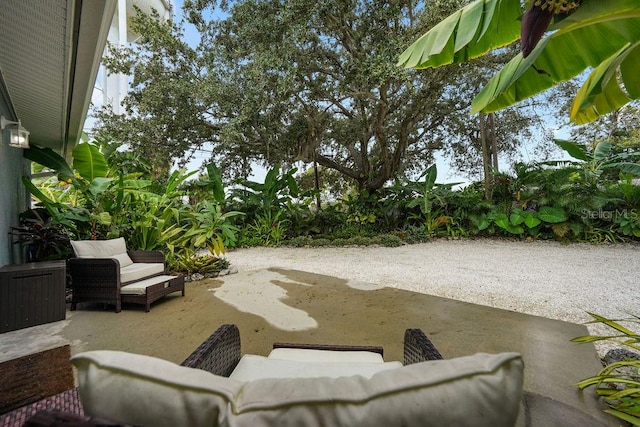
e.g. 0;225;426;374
272;342;384;357
403;328;443;364
67;258;121;288
128;250;165;264
181;324;241;377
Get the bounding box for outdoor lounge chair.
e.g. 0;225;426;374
68;237;184;312
1;324;524;426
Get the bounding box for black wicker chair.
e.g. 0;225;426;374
4;324;442;426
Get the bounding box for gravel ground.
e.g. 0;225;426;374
224;239;640;357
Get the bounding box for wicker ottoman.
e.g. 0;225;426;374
120;275;185;312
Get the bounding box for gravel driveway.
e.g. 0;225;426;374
225;239;640;356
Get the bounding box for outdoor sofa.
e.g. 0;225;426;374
0;324;524;426
68;237;184;312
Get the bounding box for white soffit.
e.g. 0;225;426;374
0;0;67;149
0;0;116;157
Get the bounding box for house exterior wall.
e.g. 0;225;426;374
99;0;172;115
0;100;30;267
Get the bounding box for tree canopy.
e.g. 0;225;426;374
95;0;546;191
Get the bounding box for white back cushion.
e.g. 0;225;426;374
72;350;242;427
70;238;133;268
72;350;523;427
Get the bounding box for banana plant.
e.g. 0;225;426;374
185;163;226;205
407;164;460;237
236;165;299;213
398;0;640;124
23;143;164;239
23;144;110;236
231;165;301;231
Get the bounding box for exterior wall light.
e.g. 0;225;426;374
1;116;30;149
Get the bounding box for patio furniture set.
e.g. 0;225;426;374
68;238;184;313
0;238;524;425
1;236;174;338
0;324;524;426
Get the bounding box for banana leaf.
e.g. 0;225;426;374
593;141;612;163
472;0;640;115
613;162;640;176
205;163;226;204
397;0;521;69
87;177;113;196
72;143;109;182
23;145;75;181
553;139;589;162
571;41;640;124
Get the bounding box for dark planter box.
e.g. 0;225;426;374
0;261;66;333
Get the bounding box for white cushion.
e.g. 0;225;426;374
71;238;133;268
121;275;178;295
71;350;242;427
268;347;385;363
229;354;401;382
110;252;134;268
120;263;164;284
71;350;524;427
71;238;127;257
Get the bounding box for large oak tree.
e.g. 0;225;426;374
95;0;542;191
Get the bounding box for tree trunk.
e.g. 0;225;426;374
479;114;492;200
313;158;321;210
489;113;499;172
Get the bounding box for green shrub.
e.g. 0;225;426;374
308;238;331;247
331;238;348;246
168;250;230;276
373;233;404;247
286;236;314;247
344;236;373;246
399;225;429;244
237;233;263;247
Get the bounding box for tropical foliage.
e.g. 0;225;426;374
572;313;640;425
18;132;640;279
398;0;640;124
21;141;240;276
16;0;640;276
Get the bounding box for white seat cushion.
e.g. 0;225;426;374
229;354;401;382
120;275;178;295
268;348;384;363
120;263;164;284
72;350;524;427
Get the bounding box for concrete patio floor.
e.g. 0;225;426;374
0;268;619;426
